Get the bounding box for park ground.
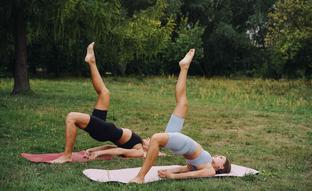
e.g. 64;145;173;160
0;77;311;190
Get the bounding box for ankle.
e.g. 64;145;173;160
87;60;96;65
136;173;145;179
63;152;72;158
179;67;189;72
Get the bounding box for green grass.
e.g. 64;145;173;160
0;77;311;191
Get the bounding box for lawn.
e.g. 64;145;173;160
0;77;311;190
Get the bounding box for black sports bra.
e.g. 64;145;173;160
117;132;143;149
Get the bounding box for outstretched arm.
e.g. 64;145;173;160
86;147;144;159
86;144;117;153
158;165;190;175
159;168;215;180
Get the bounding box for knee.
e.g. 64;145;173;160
150;133;165;144
97;89;110;103
177;100;188;109
98;88;110;97
66;112;77;125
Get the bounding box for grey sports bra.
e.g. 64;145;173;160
186;150;212;169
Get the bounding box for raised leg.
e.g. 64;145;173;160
172;49;195;118
130;50;196;183
50;112;90;164
50;43;110;164
85;42;110;110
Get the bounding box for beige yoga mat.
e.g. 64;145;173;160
83;164;259;183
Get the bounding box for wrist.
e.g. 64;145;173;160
168;173;175;179
95;150;102;155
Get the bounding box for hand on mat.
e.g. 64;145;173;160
85;149;92;155
82;151;89;158
158;169;174;179
84;149;94;157
84;151;99;159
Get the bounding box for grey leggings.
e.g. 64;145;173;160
164;114;212;167
164;115;197;155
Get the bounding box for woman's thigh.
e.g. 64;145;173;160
67;112;90;129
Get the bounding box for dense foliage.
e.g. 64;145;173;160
265;0;312;78
0;0;311;84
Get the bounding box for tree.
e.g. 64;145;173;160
245;0;275;47
200;0;265;76
1;0;74;94
0;1;12;77
50;0;122;75
1;0;31;94
1;0;130;93
265;0;312;77
32;0;174;75
121;0;175;75
159;18;205;75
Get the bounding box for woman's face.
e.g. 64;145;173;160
213;155;226;169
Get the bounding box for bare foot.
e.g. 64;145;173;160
129;176;144;184
49;155;72;164
179;49;195;70
85;42;96;63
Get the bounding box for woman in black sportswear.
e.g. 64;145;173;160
50;42;153;163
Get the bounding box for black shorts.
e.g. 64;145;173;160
84;109;123;144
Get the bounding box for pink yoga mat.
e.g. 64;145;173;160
21;151;113;163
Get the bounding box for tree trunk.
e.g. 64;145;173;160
12;1;31;95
